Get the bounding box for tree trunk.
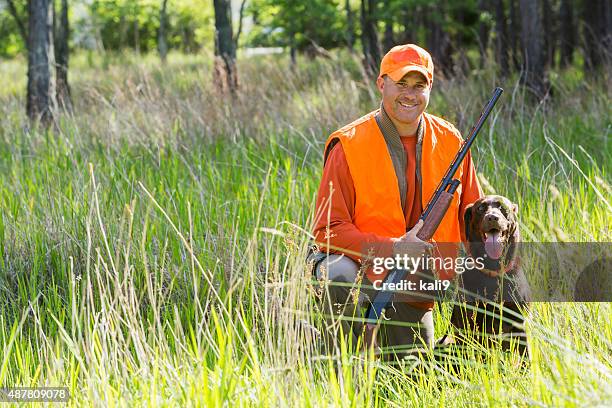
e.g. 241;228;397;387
454;4;470;75
509;0;521;71
400;7;412;44
400;4;422;44
559;0;574;67
477;0;490;68
119;15;127;49
582;0;611;72
290;46;297;67
494;0;509;77
27;0;55;124
425;3;452;76
542;0;555;68
55;0;71;109
605;0;612;64
382;0;394;53
345;0;355;52
519;0;548;100
582;0;598;71
383;26;394;54
213;0;237;93
289;31;297;68
134;19;140;54
360;0;381;77
158;0;169;62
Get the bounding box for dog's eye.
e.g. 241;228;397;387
477;204;486;214
499;203;510;216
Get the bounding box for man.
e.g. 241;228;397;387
310;44;483;355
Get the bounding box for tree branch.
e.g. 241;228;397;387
5;0;28;44
233;0;247;49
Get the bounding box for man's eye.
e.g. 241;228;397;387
396;82;409;88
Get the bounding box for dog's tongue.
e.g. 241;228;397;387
484;232;503;259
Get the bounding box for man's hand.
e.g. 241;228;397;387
391;219;433;259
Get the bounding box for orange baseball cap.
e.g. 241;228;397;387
379;44;434;85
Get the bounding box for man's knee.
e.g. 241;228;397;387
315;254;359;283
313;254;369;308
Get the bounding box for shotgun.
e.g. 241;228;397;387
365;87;504;333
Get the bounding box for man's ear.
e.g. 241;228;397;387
464;204;474;240
376;76;385;93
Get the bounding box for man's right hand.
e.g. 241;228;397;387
391;219;433;259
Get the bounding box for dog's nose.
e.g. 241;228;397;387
485;214;499;222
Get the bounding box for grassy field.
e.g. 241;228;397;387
0;51;610;406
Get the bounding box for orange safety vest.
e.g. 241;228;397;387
324;109;463;283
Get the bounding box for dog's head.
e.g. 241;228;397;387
464;195;519;271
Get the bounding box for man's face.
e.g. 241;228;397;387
376;71;430;130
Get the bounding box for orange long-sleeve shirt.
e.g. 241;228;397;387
313;135;483;264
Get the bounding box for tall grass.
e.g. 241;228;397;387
0;50;610;406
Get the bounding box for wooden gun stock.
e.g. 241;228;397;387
416;190;454;241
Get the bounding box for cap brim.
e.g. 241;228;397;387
387;65;431;84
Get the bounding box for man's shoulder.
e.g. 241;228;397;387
329;109;379;140
423;112;463;141
324;110;379;162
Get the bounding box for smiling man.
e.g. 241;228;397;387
310;44;483;355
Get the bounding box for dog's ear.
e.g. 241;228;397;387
508;202;519;223
508;202;519;241
464;204;474;240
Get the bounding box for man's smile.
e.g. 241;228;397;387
398;100;418;108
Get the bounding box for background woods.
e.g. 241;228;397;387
1;0;609;115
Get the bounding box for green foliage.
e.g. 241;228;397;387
0;0;214;56
89;0;159;51
0;25;23;58
243;0;486;61
86;0;214;52
247;0;346;52
0;1;26;57
446;0;481;46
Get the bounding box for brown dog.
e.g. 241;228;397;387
441;195;531;355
